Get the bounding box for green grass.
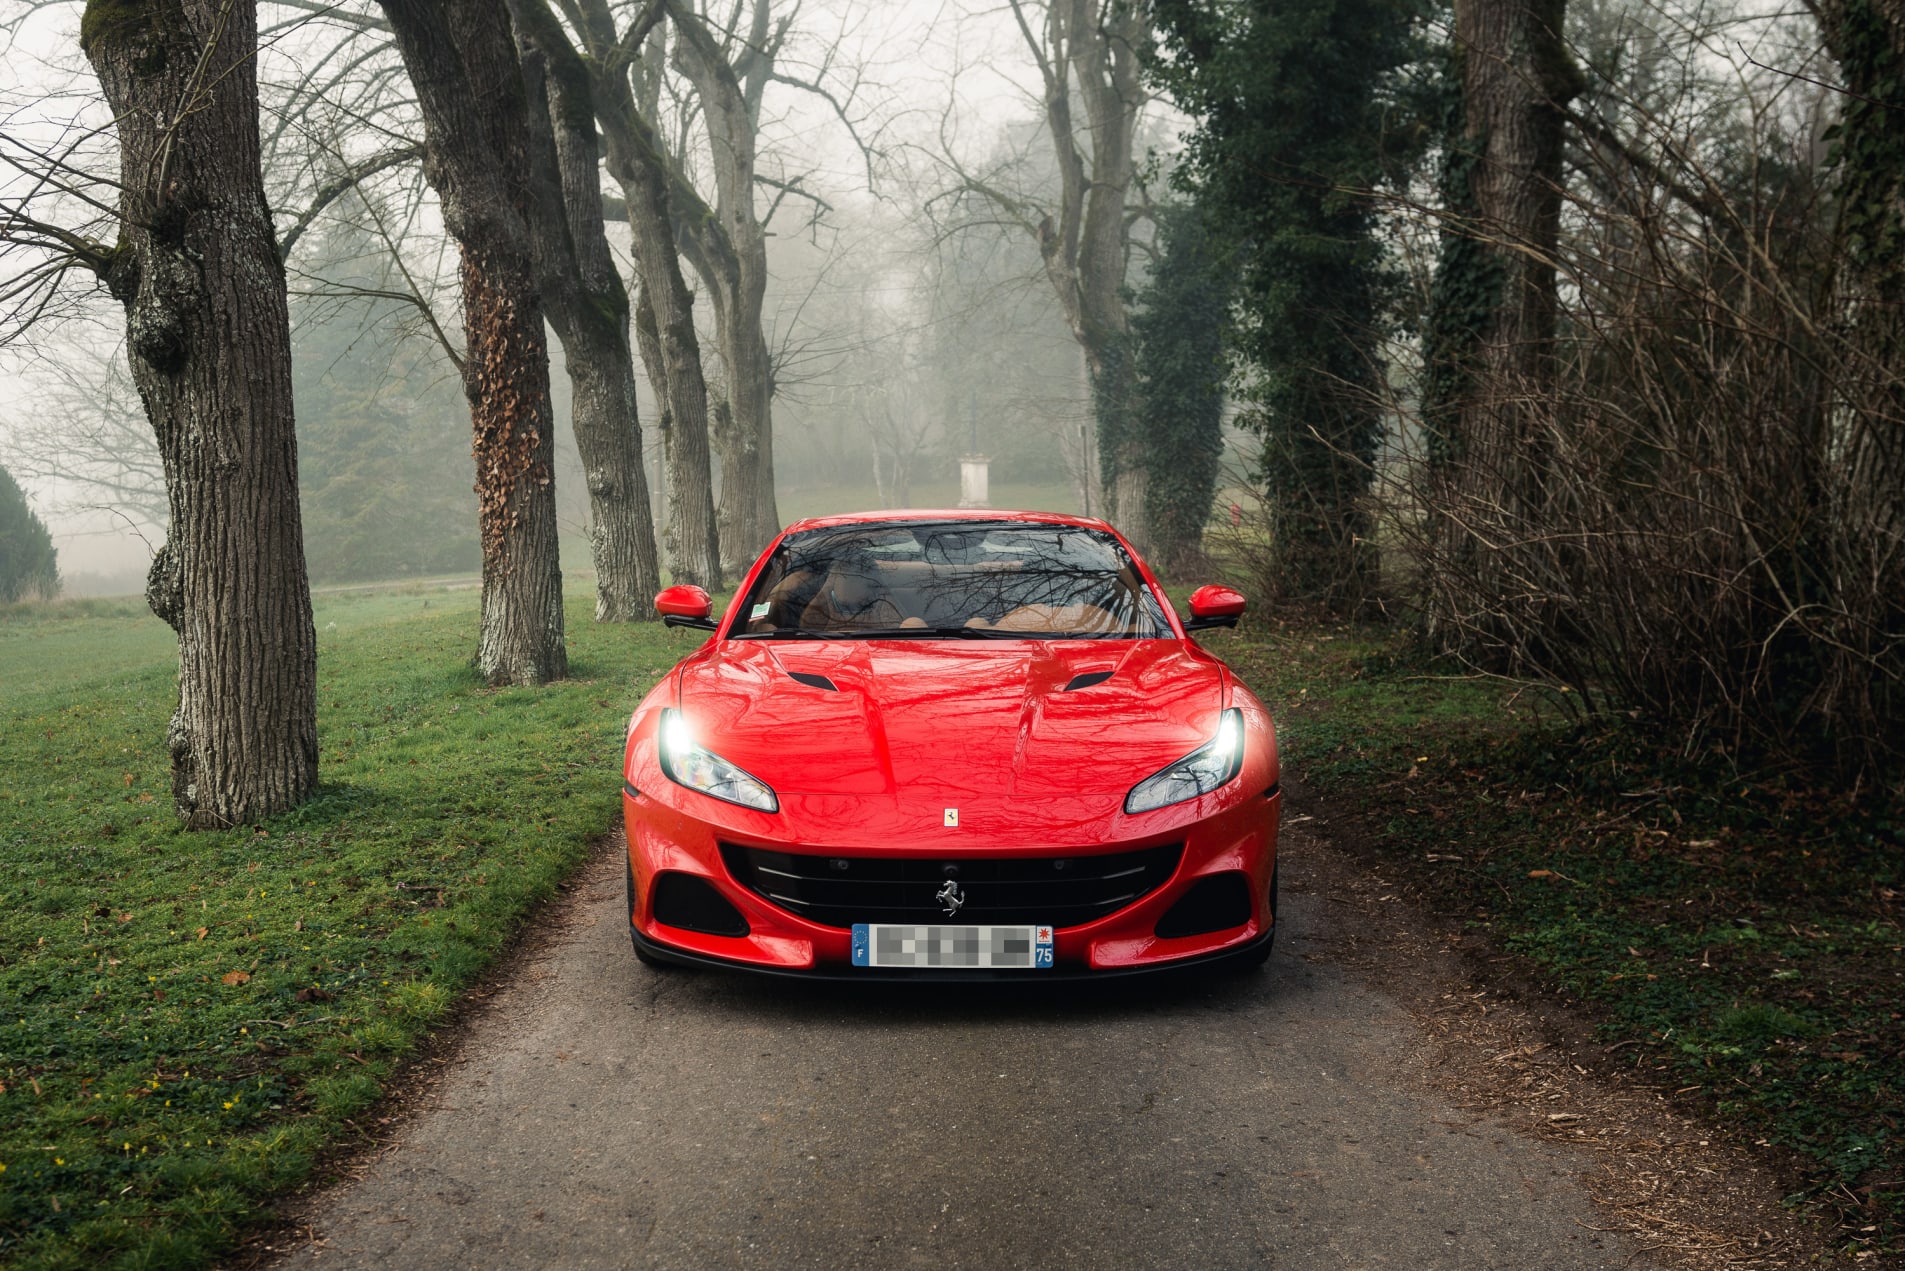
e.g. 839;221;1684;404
1218;620;1905;1257
0;584;698;1268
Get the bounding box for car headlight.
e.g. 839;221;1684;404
658;708;779;812
1124;708;1245;813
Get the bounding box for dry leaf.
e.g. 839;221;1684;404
220;970;250;986
195;927;209;941
1528;869;1556;879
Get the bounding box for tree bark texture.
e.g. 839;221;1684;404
1423;0;1582;658
82;0;319;828
665;0;783;569
1808;0;1905;763
511;0;661;620
379;0;567;684
572;0;723;589
1019;0;1147;548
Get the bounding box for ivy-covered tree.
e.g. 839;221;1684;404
1153;0;1424;611
0;464;59;603
1131;203;1228;577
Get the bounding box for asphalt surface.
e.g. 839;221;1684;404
274;829;1640;1269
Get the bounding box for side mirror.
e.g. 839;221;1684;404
655;584;717;631
1185;584;1246;632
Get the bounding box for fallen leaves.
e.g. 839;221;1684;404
220;971;250;987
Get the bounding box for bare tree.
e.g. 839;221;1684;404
663;0;786;567
511;0;663;617
259;0;667;617
0;344;167;530
78;0;319;826
545;0;723;589
931;0;1151;543
376;0;568;685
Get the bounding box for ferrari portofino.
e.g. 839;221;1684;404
620;510;1280;978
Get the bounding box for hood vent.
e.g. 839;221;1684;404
1061;670;1114;692
786;671;838;691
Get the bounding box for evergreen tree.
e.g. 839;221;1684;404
0;463;59;602
293;310;482;584
1154;0;1425;610
289;220;481;584
1131;203;1229;577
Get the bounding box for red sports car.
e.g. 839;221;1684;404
620;509;1280;979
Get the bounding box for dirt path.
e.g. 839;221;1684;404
256;793;1817;1269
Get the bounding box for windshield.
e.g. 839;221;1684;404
732;521;1173;639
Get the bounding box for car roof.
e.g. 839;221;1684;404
780;508;1118;535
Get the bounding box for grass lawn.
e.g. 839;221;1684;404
0;583;700;1268
1210;620;1905;1257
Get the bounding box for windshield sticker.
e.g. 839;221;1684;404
750;602;771;619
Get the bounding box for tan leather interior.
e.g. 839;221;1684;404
991;602;1119;634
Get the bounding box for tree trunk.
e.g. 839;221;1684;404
83;0;318;828
665;0;782;568
1422;0;1582;658
379;0;567;685
510;1;661;620
1810;0;1905;769
719;259;781;563
1020;0;1148;549
573;0;723;589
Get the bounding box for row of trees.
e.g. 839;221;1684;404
1;0;903;823
3;0;1203;826
10;0;1897;819
1157;0;1902;780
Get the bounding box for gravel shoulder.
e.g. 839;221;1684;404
245;784;1828;1269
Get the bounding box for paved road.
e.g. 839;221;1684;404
276;827;1637;1269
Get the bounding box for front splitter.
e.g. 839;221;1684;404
628;921;1274;982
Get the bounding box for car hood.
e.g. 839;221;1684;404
675;638;1226;805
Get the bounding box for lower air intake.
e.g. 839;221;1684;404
651;872;750;937
1154;872;1254;939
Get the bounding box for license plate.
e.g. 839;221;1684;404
852;923;1055;969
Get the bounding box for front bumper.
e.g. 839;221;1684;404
629;918;1275;981
622;784;1280;978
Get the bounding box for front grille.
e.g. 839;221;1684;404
720;842;1182;930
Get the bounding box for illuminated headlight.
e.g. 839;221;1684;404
1124;709;1245;814
658;708;779;812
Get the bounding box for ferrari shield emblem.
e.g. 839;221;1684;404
943;808;959;827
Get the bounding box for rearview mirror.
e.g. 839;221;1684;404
655;584;716;631
1185;584;1246;632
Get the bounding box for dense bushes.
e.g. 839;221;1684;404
1397;56;1903;786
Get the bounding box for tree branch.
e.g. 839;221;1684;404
276;142;422;260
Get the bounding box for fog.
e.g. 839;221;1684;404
1;0;1182;594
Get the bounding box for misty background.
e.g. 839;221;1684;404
1;0;1232;596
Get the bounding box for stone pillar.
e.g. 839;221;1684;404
958;454;990;508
